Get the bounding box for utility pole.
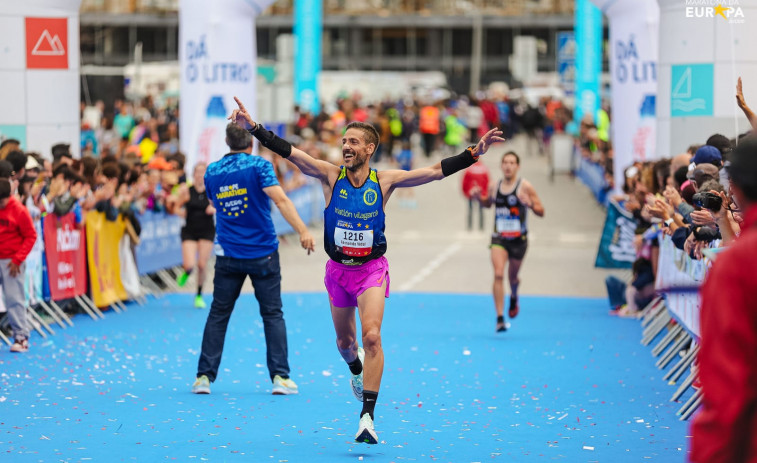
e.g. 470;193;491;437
470;14;483;95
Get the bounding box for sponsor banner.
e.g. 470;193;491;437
134;210;183;275
120;235;141;299
0;1;81;157
85;211;127;308
294;0;322;113
43;212;87;301
592;0;656;192
595;199;636;268
25;17;68;69
556;31;576;94
41;249;51;301
24;216;44;305
179;0;274;175
655;235;706;338
670;63;713;117
574;0;602;123
665;291;701;339
591;0;660;194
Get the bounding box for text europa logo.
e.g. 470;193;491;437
685;0;745;24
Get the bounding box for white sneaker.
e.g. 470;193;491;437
351;347;365;401
354;413;378;445
10;338;29;353
192;375;211;394
272;375;299;395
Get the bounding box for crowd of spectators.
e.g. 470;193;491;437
1;140;186;236
603;133;735;316
602;79;756;318
288;90;569;163
3;89;572;250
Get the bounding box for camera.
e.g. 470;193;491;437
692;191;723;211
693;226;719;242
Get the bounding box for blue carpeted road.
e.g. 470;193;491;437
1;293;689;462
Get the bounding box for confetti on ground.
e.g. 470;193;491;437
0;293;690;461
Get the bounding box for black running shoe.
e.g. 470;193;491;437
496;316;510;332
508;297;519;318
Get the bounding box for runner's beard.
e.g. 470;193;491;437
346;154;368;172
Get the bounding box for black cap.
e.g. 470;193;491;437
0;160;13;179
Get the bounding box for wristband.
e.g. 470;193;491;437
664;218;674;227
248;125;292;158
441;145;478;177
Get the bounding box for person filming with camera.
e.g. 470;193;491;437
690;136;757;463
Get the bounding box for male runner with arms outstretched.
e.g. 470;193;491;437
229;97;504;444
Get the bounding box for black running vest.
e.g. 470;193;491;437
492;178;528;239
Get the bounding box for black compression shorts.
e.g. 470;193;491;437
490;235;528;260
181;226;215;242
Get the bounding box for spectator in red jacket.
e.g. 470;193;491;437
462;160;490;231
690;136;757;462
0;178;37;353
479;97;499;132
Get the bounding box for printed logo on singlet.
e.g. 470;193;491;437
363;188;378;206
508;195;518;206
339;188;348;199
217;183;249;217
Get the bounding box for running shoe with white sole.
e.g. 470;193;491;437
351;347;365;401
192;375;211;394
354;413;378;445
10;338;29;353
272;375;299;395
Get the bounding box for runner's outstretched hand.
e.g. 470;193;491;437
228;96;256;130
475;128;506;156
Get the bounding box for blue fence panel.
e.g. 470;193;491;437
135;182;323;275
271;180;325;235
135;211;184;275
594;199;636;269
576;156;610;205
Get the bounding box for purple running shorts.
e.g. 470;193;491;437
324;256;390;308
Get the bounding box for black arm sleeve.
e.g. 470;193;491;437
441;146;477;177
248;125;292;158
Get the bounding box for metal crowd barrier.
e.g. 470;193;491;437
638;294;701;421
